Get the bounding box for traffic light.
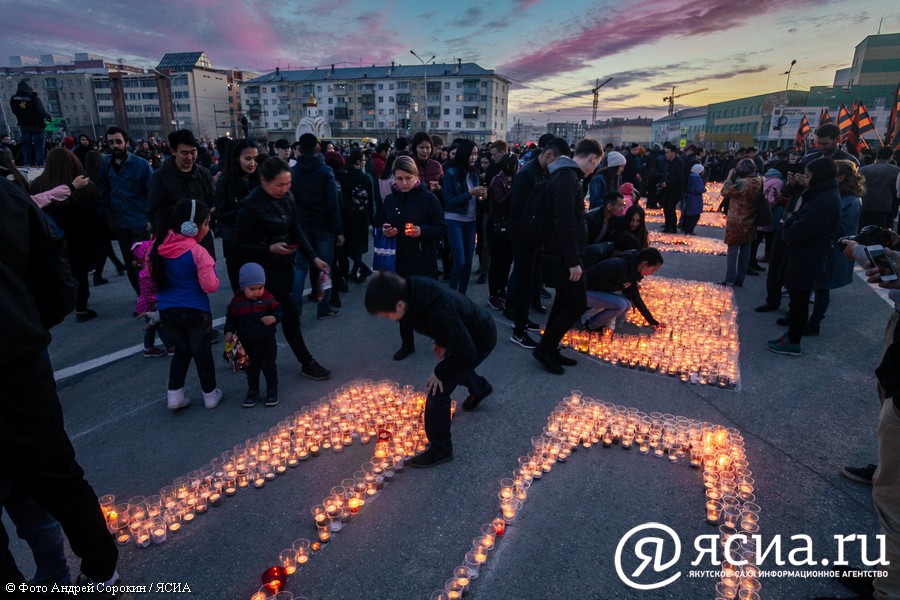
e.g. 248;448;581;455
399;118;407;129
406;118;412;131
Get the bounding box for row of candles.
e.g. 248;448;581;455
559;278;741;388
431;391;761;599
96;381;430;549
648;231;728;256
645;210;727;229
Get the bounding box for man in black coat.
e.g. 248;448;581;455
533;138;603;374
366;272;496;468
659;145;685;233
9;80;51;166
0;178;125;590
148;129;216;259
583;249;664;331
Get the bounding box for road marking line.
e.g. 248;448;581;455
54;316;227;381
855;265;894;308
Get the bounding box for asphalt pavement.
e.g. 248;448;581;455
4;222;893;600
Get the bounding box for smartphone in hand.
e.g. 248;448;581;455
865;245;899;282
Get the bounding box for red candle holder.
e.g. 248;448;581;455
261;566;287;593
492;517;506;536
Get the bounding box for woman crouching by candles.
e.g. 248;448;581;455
376;155;447;361
768;156;841;357
232;157;332;380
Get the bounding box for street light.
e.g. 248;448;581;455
410;50;435;132
783;59;797;94
776;60;796;149
81;99;97;140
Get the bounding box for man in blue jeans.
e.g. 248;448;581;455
291;133;344;320
582;248;665;331
365;271;496;468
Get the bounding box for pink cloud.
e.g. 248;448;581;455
501;0;820;80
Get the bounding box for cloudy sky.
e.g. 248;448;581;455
3;0;898;126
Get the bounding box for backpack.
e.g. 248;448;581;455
517;179;552;245
350;184;370;214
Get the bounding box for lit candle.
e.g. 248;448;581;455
151;527;166;544
116;533;130;545
208;493;222;507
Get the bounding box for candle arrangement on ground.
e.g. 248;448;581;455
558;277;741;388
97;381;431;551
648;230;728;255
645;210;727;229
430;390;762;599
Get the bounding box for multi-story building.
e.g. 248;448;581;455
546;120;588;144
587;117;653;146
242;61;510;143
1;53;142;139
650;108;707;147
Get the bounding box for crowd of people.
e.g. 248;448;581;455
3;85;900;598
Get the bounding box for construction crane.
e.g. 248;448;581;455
663;87;708;115
592;77;613;125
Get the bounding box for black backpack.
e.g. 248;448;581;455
517;179;552;245
350;184;370;214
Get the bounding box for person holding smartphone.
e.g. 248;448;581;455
768;157;841;356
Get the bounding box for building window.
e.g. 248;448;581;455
456;108;462;115
389;83;395;90
456;82;462;88
480;122;486;128
378;96;383;103
444;108;450;115
378;84;384;90
444;121;449;128
455;122;461;128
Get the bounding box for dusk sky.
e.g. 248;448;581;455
4;0;899;127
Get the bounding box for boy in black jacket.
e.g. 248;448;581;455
583;248;665;331
365;271;496;468
225;263;284;407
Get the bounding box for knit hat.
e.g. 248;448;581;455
619;182;635;195
606;151;626;167
691;164;704;175
239;262;266;289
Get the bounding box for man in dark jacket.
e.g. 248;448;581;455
148;129;216;259
533;138;603;374
291;133;344;320
582;249;664;331
859;146;900;230
366;271;496;468
0;178;126;591
9;80;52;166
659;145;685;233
506;137;569;349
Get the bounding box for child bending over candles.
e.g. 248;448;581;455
225;262;283;408
365;271;496;468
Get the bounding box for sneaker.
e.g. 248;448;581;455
510;331;538;349
76;309;98;323
301;360;331;380
768;332;788;346
556;350;577;367
462;383;493;411
532;348;564;374
167;388;189;410
393;345;415;361
143;346;167;358
243;390;259;408
203;388;223;409
408;447;453;468
754;303;779;313
166;346;176;356
839;464;877;485
488;296;505;311
317;307;341;320
265;390;279;407
768;339;801;356
93;276;110;286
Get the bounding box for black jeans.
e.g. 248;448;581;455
266;267;314;366
508;241;540;335
424;323;497;452
787;288;812;344
0;354;118;585
537;269;587;353
221;238;241;293
764;231;787;308
160;308;217;393
242;335;278;393
114;227;150;295
662;189;681;231
487;223;513;299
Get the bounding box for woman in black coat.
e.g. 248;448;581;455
215;139;259;291
769;157;841;356
232;157;332;380
376;155;447;360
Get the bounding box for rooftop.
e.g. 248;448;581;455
246;62;507;85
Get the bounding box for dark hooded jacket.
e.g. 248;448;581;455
291;153;343;236
781;178;841;290
543;156;587;268
232;186;317;272
584;250;658;326
401;276;496;382
10;80;51;130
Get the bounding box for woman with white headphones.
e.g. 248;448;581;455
148;198;222;410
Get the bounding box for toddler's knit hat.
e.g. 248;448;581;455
239;262;266;289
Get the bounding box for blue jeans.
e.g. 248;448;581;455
726;242;751;285
293;230;334;316
2;487;70;587
446;219;476;295
19;129;46;167
583;291;632;330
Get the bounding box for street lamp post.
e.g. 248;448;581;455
776;59;796;150
1;77;13;137
81;99;97;139
410;50;435;132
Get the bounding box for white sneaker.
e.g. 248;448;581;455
203;388;223;409
167;388;189;410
